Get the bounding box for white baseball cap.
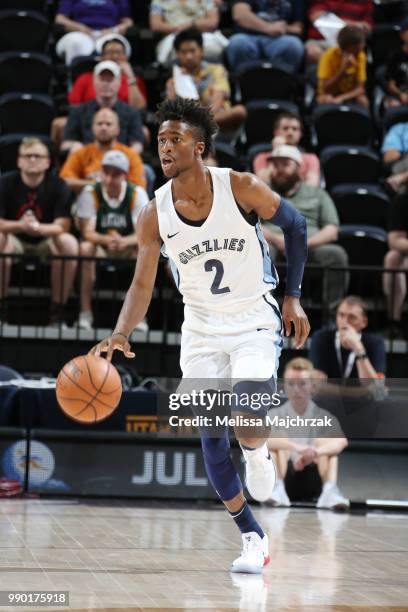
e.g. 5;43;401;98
102;150;129;174
268;144;302;165
94;60;120;79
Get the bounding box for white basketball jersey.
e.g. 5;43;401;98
155;166;278;314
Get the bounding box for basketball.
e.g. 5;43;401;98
55;354;122;423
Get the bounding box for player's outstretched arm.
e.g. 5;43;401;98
230;171;310;349
91;199;161;361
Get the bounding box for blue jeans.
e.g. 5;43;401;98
226;33;304;73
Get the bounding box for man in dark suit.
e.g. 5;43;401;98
310;295;386;380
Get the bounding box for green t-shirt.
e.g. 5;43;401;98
265;182;339;237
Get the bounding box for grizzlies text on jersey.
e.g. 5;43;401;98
155;166;278;314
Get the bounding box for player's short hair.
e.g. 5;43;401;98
174;27;203;51
274;111;302;131
338;295;368;317
284;357;314;375
337;25;365;50
156;97;218;158
18;136;49;156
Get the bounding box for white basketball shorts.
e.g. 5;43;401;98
180;293;283;381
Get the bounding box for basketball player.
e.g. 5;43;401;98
92;98;310;573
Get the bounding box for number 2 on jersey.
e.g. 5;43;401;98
204;259;231;295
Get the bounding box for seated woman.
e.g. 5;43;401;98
55;0;133;65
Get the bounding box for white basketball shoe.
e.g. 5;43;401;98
231;532;270;574
241;443;276;502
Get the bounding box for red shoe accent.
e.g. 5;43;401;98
263;555;270;566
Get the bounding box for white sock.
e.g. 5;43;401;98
323;480;335;492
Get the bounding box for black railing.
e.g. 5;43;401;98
0;253;406;351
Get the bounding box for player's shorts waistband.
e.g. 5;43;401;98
183;291;281;332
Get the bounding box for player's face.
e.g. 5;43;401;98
17;143;50;175
158;120;204;178
284;369;313;408
101;166;126;198
274;119;302;146
336;302;367;332
177;41;203;72
92;110;119;143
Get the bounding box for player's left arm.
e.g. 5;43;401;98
230;170;310;349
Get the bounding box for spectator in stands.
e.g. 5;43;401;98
69;34;147;110
60;108;146;194
382;122;408;194
267;358;349;510
51;38;147;165
0;138;77;327
226;0;304;73
310;295;386;378
165;28;247;133
316;25;369;108
384;19;408;109
74;150;148;331
262;145;348;306
305;0;373;66
150;0;227;65
383;193;408;338
61;61;144;155
253;112;320;187
55;0;133;65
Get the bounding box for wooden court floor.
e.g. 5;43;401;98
0;498;407;611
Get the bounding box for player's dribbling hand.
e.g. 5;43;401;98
282;296;311;349
90;334;135;362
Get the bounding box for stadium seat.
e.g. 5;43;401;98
382;105;408;133
312;104;373;150
0;93;55;135
235;61;302;104
0;52;52;95
70;55;98;86
213;141;240;169
0;10;49;53
1;0;48;10
338;225;388;295
338;225;388;264
332;184;389;229
0;133;53;173
370;24;401;67
321;146;381;191
247;143;272;172
373;0;405;25
244;99;300;149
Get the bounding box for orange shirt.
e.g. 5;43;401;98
60;142;146;189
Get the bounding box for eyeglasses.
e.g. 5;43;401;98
19;154;49;160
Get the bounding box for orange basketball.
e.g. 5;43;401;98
56;354;122;423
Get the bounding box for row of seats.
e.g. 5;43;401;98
1;88;407;151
